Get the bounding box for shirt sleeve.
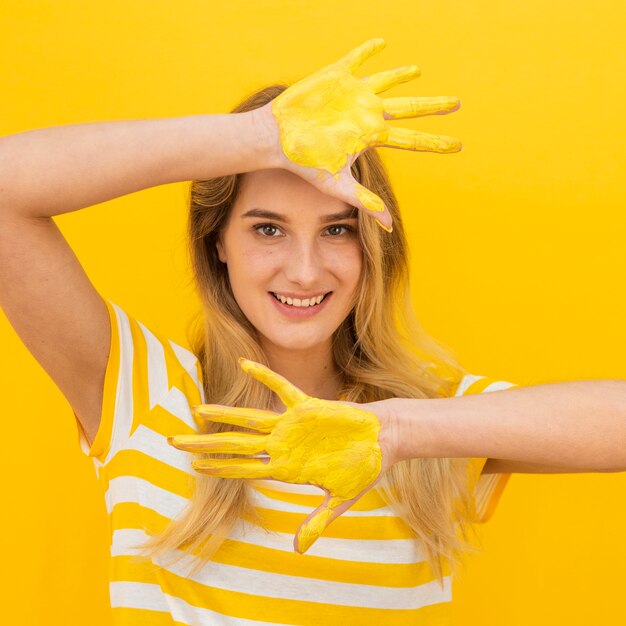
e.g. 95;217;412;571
454;374;520;523
73;298;204;466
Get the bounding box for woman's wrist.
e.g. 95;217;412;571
364;397;438;467
247;104;283;171
381;397;441;463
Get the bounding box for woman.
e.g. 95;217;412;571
0;38;623;625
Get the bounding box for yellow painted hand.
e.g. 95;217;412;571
261;37;462;231
168;358;386;554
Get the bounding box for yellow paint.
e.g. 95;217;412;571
169;357;383;553
374;219;393;233
269;38;462;222
7;7;626;623
296;495;343;553
354;185;385;212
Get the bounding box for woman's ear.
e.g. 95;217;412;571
216;237;227;264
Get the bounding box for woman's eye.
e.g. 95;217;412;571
326;225;352;236
254;223;354;238
255;224;281;237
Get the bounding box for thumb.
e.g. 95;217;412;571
294;494;354;554
354;183;384;214
351;181;393;233
318;167;393;233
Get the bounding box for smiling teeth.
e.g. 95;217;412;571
273;293;326;307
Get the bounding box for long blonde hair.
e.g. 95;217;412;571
138;84;478;584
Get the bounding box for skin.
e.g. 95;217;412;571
215;168;362;402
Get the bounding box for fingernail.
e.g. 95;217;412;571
449;97;461;111
441;138;463;153
405;64;421;78
375;219;393;233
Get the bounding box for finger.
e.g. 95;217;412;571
371;127;462;153
238;358;308;408
193;404;280;433
352;183;393;233
311;167;394;234
373;218;393;234
337;38;386;73
383;96;461;120
168;432;269;455
191;457;274;479
294;495;348;554
363;65;421;94
354;183;385;213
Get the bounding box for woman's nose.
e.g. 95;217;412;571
283;240;324;286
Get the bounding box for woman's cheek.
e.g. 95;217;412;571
241;246;280;275
334;242;363;282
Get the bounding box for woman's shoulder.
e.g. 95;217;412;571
105;298;202;376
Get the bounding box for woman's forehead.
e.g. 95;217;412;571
234;170;354;218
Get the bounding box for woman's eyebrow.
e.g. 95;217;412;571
321;208;359;222
241;207;358;222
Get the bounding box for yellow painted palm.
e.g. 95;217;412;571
261;37;462;231
168;358;387;554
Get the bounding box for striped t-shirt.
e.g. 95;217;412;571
75;299;518;625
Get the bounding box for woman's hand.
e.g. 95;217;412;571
253;37;462;232
168;357;400;554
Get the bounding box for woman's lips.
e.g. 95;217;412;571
269;292;332;318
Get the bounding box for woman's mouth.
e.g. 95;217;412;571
269;291;332;318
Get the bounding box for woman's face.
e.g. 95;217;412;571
216;169;362;355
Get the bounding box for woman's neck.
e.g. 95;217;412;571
260;340;343;411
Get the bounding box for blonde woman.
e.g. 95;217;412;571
0;39;624;625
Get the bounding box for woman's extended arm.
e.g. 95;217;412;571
169;360;626;552
387;380;626;472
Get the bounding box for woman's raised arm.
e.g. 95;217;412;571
0;112;273;219
0;111;273;445
0;37;461;446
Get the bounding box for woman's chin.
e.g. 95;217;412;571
260;331;330;355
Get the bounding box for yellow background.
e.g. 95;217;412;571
1;1;625;624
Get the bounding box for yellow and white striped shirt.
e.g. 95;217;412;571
75;299;517;625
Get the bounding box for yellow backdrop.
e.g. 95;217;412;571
1;1;624;624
